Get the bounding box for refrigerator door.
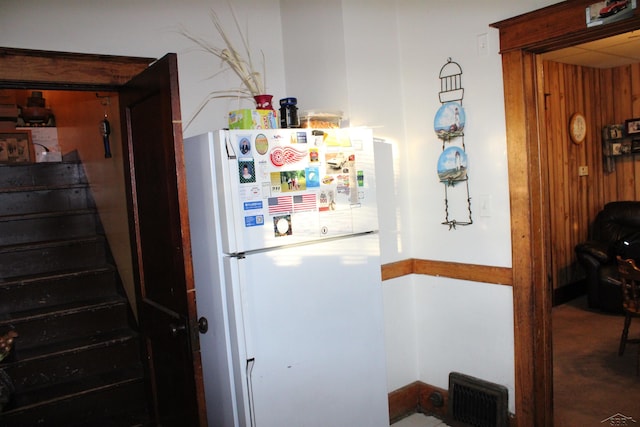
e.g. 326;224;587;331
185;132;247;426
212;128;379;254
225;233;389;427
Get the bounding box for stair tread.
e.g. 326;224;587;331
0;182;88;194
0;235;105;253
0;265;115;287
6;328;139;364
0;208;96;222
1;367;145;414
0;294;128;325
0;161;81;168
0;161;148;423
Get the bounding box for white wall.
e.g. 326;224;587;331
279;0;558;413
0;0;560;416
390;1;556;411
0;0;287;138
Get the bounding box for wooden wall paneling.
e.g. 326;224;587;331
543;60;640;291
600;68;618;204
558;62;571;289
537;58;553;299
576;67;599;278
578;70;604;241
544;60;560;289
544;60;578;289
569;65;589;285
615;66;636;201
633;64;640;199
563;64;579;288
575;67;592;282
634;63;640;117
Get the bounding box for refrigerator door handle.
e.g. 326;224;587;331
224;132;237;160
246;358;256;427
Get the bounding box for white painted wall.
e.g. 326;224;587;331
0;0;560;415
279;0;558;413
0;0;287;138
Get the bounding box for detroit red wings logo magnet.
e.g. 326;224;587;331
269;146;307;167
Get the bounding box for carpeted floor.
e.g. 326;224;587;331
553;295;640;426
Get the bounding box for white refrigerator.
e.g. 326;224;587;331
184;128;389;427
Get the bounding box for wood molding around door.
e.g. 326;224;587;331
492;3;640;426
0;47;154;88
0;48;207;426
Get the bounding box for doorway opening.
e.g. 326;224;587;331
537;30;640;423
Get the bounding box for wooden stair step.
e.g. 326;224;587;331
5;330;142;395
0;161;148;425
0;267;120;313
0;208;98;246
0;297;131;351
0;371;149;427
0;236;107;279
0;162;86;189
0;185;91;216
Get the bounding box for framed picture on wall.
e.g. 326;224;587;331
0;130;33;163
603;124;624;140
586;0;637;27
620;141;632;154
625;118;640;136
611;142;623;155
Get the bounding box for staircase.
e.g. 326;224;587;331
0;161;149;426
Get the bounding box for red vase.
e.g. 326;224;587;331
254;94;274;110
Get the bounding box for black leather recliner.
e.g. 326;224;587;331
575;201;640;312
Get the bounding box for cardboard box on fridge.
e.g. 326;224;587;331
228;109;278;129
17;127;62;162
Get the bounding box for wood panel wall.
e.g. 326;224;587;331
543;60;640;291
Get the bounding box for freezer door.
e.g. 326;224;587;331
214;128;379;254
226;233;389;427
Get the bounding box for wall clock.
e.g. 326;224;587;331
569;112;586;144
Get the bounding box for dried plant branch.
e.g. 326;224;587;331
179;6;266;98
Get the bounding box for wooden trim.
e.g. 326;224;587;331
501;48;552;427
388;381;425;423
413;259;512;285
490;0;640;54
490;2;640;426
0;47;154;89
416;382;448;419
388;381;448;423
381;258;512;286
388;381;517;426
381;259;414;281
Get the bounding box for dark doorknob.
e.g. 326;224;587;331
198;317;209;334
169;323;187;337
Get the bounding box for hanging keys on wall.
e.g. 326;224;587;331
100;116;112;158
97;93;112;158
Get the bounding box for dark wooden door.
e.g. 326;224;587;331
119;53;207;426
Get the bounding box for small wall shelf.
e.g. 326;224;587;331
602;124;640;173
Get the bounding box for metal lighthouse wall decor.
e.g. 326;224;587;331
435;58;472;229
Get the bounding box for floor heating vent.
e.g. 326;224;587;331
448;372;508;427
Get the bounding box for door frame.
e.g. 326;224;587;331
491;2;640;425
0;47;207;424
